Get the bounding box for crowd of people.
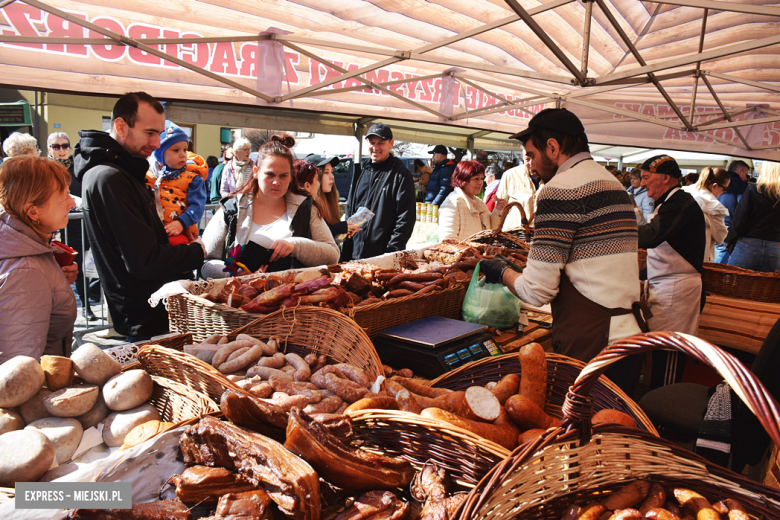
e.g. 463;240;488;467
1;92;779;383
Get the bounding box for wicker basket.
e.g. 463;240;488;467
702;262;780;303
168;292;257;342
227;306;384;383
147;375;220;424
350;409;510;488
467;202;532;250
136;344;241;403
349;283;468;338
457;332;780;520
428;351;658;435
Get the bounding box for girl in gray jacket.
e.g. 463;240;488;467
0;157;78;362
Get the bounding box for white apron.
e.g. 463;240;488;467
645;188;702;336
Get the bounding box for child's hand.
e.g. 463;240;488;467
165;220;185;236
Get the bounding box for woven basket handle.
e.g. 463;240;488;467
562;331;780;446
495;201;528;233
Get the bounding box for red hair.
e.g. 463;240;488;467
450;160;484;188
294;160;317;188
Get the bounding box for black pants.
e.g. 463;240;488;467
65;218;89;306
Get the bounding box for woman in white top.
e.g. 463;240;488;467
201;135;339;278
682;166;730;263
438;160;505;241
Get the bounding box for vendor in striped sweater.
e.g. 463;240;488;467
481;109;648;395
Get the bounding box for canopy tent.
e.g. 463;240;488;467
1;0;779;159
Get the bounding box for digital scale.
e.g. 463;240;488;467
372;316;502;379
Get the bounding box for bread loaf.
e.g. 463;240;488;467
40;355;74;391
0;430;56;486
18;388;52;424
43;384;99;417
70;343;121;385
0;356;45;408
103;370;153;411
25;417;84;464
123;420;174;448
0;407;24;435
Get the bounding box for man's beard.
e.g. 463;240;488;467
534;152;558;183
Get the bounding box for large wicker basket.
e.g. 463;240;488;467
702;262;780;303
350;409;510;488
428;351;658;435
228;306;384;383
457;332;780;520
168;292;256;342
146;375;220;424
467;202;532;250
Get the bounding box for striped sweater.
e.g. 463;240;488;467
513;153;642;344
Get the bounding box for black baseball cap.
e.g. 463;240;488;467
510;108;586;141
365;122;393;140
428;144;448;155
640;155;682;179
306;154;340;168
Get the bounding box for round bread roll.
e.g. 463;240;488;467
18;388;53;424
103;370;153;411
122;420;174;448
25;417;84;464
0;356;45;408
101;404;160;447
76;391;109;430
70;344;121;385
40;355;74;391
43;385;99;417
0;430;56;486
0;407;25;435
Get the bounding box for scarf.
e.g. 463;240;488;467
695;381;734;469
50;155;73;170
234;159;250;188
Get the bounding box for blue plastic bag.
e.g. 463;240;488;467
461;261;521;329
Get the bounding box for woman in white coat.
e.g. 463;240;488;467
682;166;730;263
438;161;506;241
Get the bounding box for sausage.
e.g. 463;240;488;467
304;353;318;367
280;365;296;374
311;365;346;384
561;504;581;520
385;380;441;409
375;272;400;282
395;378;452;398
518;428;547;445
645;509;682;520
317;372;369;403
398;281;425;291
602;481;651;510
254;352;287;369
486;382;497;390
248;382;273;398
382;365;395;378
333;364;372;389
722;499;749;520
490;374;520;405
395;368;413;378
505;394;559;430
344;397;399;414
225;347;251;362
246;366;293;380
203;334;222;344
212;340;255;367
383;289;414;299
218;343;265;373
607;510;642;520
303;395;344;414
442;387;501;422
262;394;309;412
237;334;277;355
217;336;229;344
396;388;423;414
416;284;443;295
285;353;311;381
664;502;682;516
311;354;327;373
355;297;382;307
268;375;326;403
420;408;519;451
492;407;519;449
574;503;606;520
518;342;547;409
672;489;719;520
386;272;443;286
639;483;666;515
593;409;637;429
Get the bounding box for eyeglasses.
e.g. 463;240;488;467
50;143;70;150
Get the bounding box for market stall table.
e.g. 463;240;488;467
698;294;780;355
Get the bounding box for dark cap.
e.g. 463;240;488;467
306;154;340;168
640;155;682;179
428;144;448;155
510;108;586;141
365;122;393;140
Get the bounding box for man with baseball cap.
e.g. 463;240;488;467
637;155;705;342
342;122;416;260
424;144;456;205
481;108;647;394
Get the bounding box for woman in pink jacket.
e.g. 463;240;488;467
0;156;77;362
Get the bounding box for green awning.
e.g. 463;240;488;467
0;100;32;127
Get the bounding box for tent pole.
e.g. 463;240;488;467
689;10;708;123
704;71;780;95
698;74;752;150
581;0;593;78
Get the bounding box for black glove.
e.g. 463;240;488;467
480;255;521;284
496;254;524;273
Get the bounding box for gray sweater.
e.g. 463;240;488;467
201;191;339;279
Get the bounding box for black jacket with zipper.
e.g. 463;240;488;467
74;130;204;337
342;153;416;260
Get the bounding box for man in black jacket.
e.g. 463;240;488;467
342;123;416;260
424;144;456;206
74;92;205;342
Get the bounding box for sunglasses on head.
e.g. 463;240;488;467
50;143;70;150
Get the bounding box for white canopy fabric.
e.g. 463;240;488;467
1;0;779;158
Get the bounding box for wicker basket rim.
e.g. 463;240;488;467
703;262;780;277
136;344;243;393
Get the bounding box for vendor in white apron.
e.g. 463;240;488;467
637;155;706;385
481;108;648;396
